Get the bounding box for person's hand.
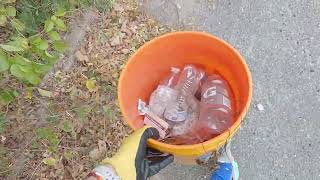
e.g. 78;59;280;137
101;126;173;180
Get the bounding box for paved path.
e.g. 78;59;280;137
144;0;320;179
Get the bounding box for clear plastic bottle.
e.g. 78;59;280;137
159;67;180;88
176;65;205;96
196;74;233;140
148;67;180;117
164;65;204;122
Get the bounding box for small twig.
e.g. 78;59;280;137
5;104;9;116
6;148;46;152
74;133;77;150
103;106;106;138
69;158;82;168
58;135;64;146
66;110;74;118
80;73;88;80
57;145;82;151
28;162;42;180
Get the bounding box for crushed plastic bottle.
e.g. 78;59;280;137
149;86;178;118
162;96;206;145
148;67;180;117
195;74;233;140
170;96;200;136
164;65;204;122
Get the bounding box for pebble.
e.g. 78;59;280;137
257;103;264;111
1;135;6;143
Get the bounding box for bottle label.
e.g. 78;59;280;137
223;95;231;109
203;87;217;98
202;87;231;110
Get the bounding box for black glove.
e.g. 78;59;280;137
102;126;174;180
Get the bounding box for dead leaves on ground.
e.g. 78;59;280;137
0;0;172;179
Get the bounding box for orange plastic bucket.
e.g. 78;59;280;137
118;31;252;157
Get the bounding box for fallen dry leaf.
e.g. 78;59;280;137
38;88;53;97
113;3;125;12
98;140;107;157
0;0;173;178
89;148;100;160
43;157;57;166
121;48;130;54
110;35;121;46
86;79;97;92
75;50;89;62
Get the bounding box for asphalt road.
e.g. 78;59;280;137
144;0;320;179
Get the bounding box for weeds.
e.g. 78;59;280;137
0;0;115;103
0;1;68;86
0;113;6;134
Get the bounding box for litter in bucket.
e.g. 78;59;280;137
138;64;235;145
118;31;252;157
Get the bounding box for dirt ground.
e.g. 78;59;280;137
0;1;172;179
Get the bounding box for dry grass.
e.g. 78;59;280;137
0;0;172;178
